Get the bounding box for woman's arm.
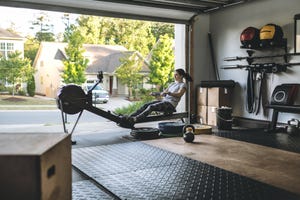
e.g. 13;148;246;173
167;87;186;98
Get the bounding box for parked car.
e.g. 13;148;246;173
83;84;109;104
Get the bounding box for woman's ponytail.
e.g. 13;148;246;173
176;68;193;82
184;72;193;82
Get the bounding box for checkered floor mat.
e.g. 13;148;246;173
72;180;114;200
72;142;299;200
214;128;300;153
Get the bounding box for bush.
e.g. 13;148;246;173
114;101;145;115
17;89;26;96
0;84;6;92
27;75;35;97
114;88;158;115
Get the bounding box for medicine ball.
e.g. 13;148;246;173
240;27;260;48
260;24;283;46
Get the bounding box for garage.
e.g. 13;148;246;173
0;0;300;199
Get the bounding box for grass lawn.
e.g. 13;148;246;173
0;95;57;110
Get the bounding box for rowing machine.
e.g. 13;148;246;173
56;71;189;134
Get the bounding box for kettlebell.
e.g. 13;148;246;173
286;119;300;135
183;127;195;143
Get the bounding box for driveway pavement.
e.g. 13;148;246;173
0;96;134;134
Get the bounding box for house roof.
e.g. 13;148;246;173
86;49;150;74
35;42;150;74
0;28;24;40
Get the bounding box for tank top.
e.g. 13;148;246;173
163;81;187;108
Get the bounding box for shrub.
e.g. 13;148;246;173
114;101;145;115
27;75;35;97
114;88;158;115
17;89;26;96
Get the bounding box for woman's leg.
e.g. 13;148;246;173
129;100;161;117
133;101;174;121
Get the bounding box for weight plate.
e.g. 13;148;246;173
130;127;160;140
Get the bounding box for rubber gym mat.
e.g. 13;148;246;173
72;180;114;200
72;142;299;200
214;128;300;153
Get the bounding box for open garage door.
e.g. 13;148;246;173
0;0;252;113
0;0;251;24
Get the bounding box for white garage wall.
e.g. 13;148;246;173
193;0;300;124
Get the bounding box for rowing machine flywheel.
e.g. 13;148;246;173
57;84;88;114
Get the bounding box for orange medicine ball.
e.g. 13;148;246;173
240;27;260;48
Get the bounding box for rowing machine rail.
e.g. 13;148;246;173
57;73;189;134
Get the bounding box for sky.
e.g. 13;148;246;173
0;6;78;37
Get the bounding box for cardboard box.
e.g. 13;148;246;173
207;106;217;126
197;87;207;106
197;105;217;126
207;87;232;107
197;105;207;124
0;133;71;200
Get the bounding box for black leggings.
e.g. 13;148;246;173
130;100;175;121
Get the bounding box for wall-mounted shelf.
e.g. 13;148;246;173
240;38;288;63
240;38;287;50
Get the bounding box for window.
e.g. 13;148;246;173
7;43;14;51
0;42;15;58
0;43;5;50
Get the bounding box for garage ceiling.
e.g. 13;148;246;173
0;0;252;24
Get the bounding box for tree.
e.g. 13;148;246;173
30;12;55;42
76;15;103;44
0;51;34;95
61;25;88;84
76;16;157;56
24;36;40;65
150;22;174;41
115;52;143;99
148;34;175;90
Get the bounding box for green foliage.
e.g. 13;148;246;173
30;12;55;42
148;34;175;90
114;101;145;115
75;16;175;57
138;88;156;102
76;15;103;44
27;75;36;97
0;84;6;92
150;22;174;41
0;51;34;95
114;88;155;115
17;89;26;96
24;37;40;65
62;25;88;84
35;32;55;42
115;52;143;98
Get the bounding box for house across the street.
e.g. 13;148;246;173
0;27;24;59
33;42;151;98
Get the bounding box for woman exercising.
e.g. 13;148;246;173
125;68;192;125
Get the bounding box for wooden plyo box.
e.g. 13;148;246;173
0;133;71;200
